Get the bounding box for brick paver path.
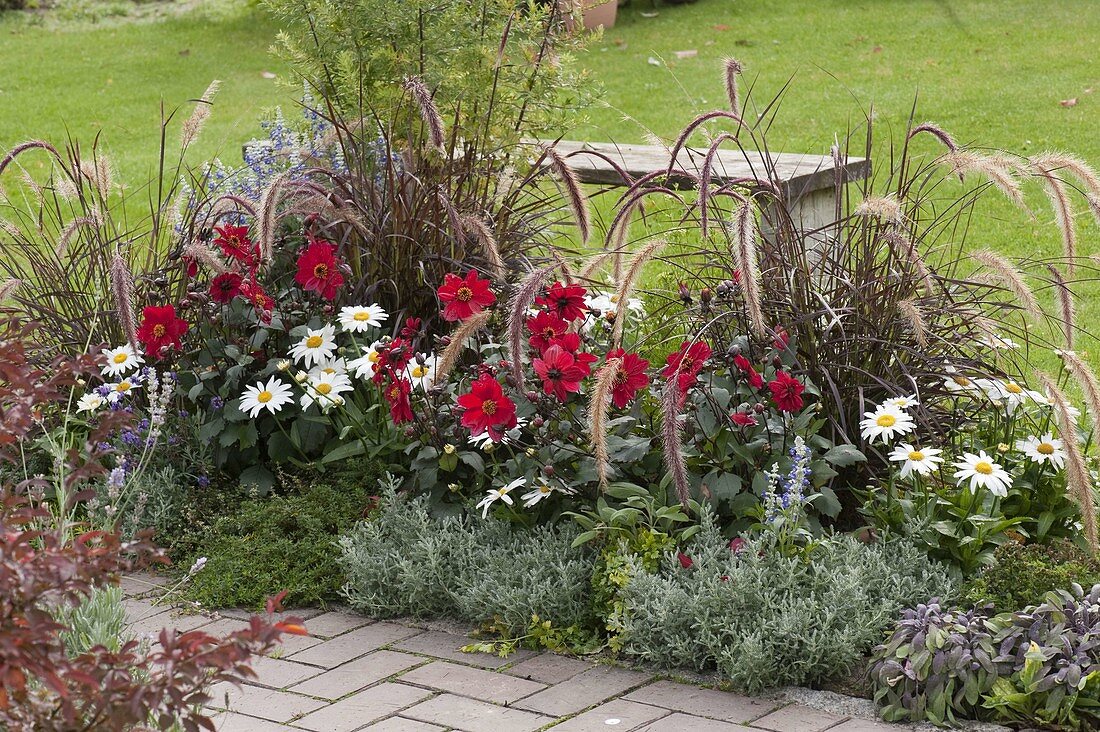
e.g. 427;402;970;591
121;574;902;732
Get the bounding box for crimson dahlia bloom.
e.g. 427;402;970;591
209;272;243;304
730;412;758;427
661;340;712;391
240;280;275;323
457;374;517;441
137;305;189;357
526;311;569;353
533;344;587;401
214;225;258;266
294;239;345;300
733;354;764;390
606;348;650;408
438;271;496;321
768;370;805;413
383;373;414;423
535;281;588;321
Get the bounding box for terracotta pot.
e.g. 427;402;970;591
582;0;617;30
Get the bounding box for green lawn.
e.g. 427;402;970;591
0;5;295;184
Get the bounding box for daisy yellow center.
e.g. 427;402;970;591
953;376;971;386
316;383;332;395
322;367;336;374
539;486;551;494
481;399;498;416
412;365;429;377
313;263;329;279
1038;443;1055;455
152;324;166;338
117;382;131;392
112;353;129;364
456;286;473;303
353;311;371;321
1005;382;1023;394
876;414;897;427
306;335;324;348
368;351;381;363
908;450;925;461
257;390;273;403
974;461;994;475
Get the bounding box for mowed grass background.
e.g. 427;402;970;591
2;0;1099;358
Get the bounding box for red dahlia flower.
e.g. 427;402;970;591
294;239;345;301
371;339;412;384
545;332;597;372
209;272;243;304
533;344;587;402
773;326;791;351
383;373;414;423
526;311;569;353
768;370;805;413
677;552;694;569
606;348;650;408
214;225;258;266
457;374;517;441
438;271;496;321
239;280;275;322
662;340;712;391
730;412;758;427
136;305;189;357
535;281;588;322
733;354;764;390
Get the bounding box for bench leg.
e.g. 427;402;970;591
760;187;839;262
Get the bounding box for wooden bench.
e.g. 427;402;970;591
543;139;872;239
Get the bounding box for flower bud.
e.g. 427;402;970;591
276;359;290;371
542;464;555;477
443;443;456;455
525;447;538;458
294;370;308;383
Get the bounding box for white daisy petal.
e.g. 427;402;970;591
240;377;295;418
100;344;145;378
1017;434;1067;470
859;404;916;444
338;304;388;333
952;450;1013;497
288;325;338;368
887;443;944;479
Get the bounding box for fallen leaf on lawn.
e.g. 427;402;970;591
872;45;883;53
713;23;730;31
735;39;753;47
261;71;277;79
179;49;190;57
674;49;698;59
1060;98;1078;107
704;40;715;46
641;11;658;17
613;38;625;46
1085;88;1095;94
647;56;662;67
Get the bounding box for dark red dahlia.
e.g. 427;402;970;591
730;411;758;427
438;271;496;322
214;225;258;266
767;370;805;413
239;280;275;323
383;372;414;423
457;374;517;441
535;281;588;322
532;344;587;402
209;272;243;304
661;340;712;391
294;238;346;301
606;348;650;409
136;305;189;358
733;354;764;390
526;311;569;353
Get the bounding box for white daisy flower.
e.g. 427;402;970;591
309;358;348;378
882;394;919;410
348;340;385;380
887;443;944;479
944;370;980;394
1017;434;1067;470
406;355;439;391
582;292;644;331
77;393;106;412
859;404;916;444
105;378;141;403
521;478;571;508
100;344;144;377
338;304;388;333
476;477;525;518
984;379;1031;414
982;334;1020;350
288;325;338;368
953;451;1013;496
1046;397;1082;423
468;417;528;449
300;371;354;411
239;377;295;418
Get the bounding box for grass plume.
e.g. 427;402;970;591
403;76;446;152
730;199;766;338
542;144;592;245
660;378;692;507
506;265;554;391
436;310;493;383
723;57;743;116
1046;264;1076;350
180;80;221;148
970;249;1043;323
611;238;667;349
1032;157;1078;271
1036;371;1097;553
109;253;138;349
589;356;622;490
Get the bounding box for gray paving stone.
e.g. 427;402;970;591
624;681;780;724
218;606;327;621
289;623;421;669
392;629;535;669
299;610;372;639
751;704;847;732
246;655;324;689
826;719;904;731
398;660;545;704
546;699;668;731
636;712;755;732
361;718;446;731
504;653;594;684
515;665;653;716
205;681;326;722
128;609;215;643
118;573;170;598
290;650;426;701
400;693;553;732
292;683;433;732
210;711;293;732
